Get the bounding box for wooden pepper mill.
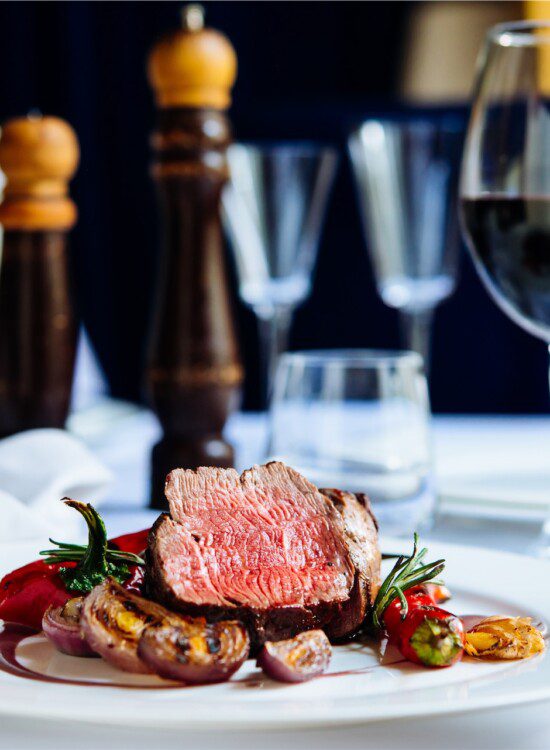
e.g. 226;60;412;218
0;115;79;437
147;5;243;507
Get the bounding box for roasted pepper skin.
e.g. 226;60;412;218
0;560;73;629
383;585;434;633
384;599;465;668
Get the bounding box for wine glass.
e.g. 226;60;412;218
348;118;463;372
460;21;550;554
222;143;338;406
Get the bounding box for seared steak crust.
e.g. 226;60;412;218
146;462;380;650
318;488;380;641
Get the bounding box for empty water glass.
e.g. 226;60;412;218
348;118;463;371
268;350;434;536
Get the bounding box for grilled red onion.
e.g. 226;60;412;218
80;578;169;673
257;630;332;682
138;617;250;684
42;597;97;657
81;578;250;681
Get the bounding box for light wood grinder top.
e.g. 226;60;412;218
0;114;79;230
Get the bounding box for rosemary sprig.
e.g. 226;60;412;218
39;500;144;594
39;545;144;566
371;533;445;630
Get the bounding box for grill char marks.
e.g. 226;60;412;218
147;462;380;650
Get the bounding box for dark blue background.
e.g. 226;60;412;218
0;1;546;413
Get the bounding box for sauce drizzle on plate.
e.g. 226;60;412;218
0;622;187;689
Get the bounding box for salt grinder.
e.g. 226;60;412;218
0;115;79;437
147;5;243;507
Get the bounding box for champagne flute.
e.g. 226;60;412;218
460;21;550;554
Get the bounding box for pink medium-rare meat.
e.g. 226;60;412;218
147;462;380;648
158;463;354;608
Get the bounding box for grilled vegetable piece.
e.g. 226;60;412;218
257;630;332;683
138;617;250;684
396;606;464;668
0;559;73;629
80;578;168;673
464;616;545;660
81;578;250;682
372;535;464;668
42;597;97;657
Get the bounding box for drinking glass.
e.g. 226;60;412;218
268;350;434;536
222;143;338;406
348;118;463;371
459;21;550;555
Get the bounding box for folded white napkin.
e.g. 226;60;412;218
0;428;113;543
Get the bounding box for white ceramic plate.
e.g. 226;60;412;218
0;538;548;730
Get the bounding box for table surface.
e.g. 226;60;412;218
2;408;550;750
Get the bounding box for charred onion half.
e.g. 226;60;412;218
138;616;249;684
257;630;332;682
81;578;250;681
42;597;97;657
80;579;170;673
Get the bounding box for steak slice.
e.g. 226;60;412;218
147;462;380;649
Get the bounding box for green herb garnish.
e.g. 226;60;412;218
39;499;144;594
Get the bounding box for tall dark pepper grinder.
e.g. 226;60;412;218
147;5;243;507
0;115;79;437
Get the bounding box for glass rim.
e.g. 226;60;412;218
228;141;338;159
350;117;463;139
278;349;424;369
488;20;550;47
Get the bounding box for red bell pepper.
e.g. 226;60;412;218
0;560;74;629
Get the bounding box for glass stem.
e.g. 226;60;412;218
399;309;434;375
257;306;293;410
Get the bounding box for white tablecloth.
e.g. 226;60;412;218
2;408;550;750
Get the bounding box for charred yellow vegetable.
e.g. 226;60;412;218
464;616;545;660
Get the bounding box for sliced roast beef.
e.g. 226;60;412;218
147;462;380;649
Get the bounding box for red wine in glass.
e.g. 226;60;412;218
461;196;550;340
